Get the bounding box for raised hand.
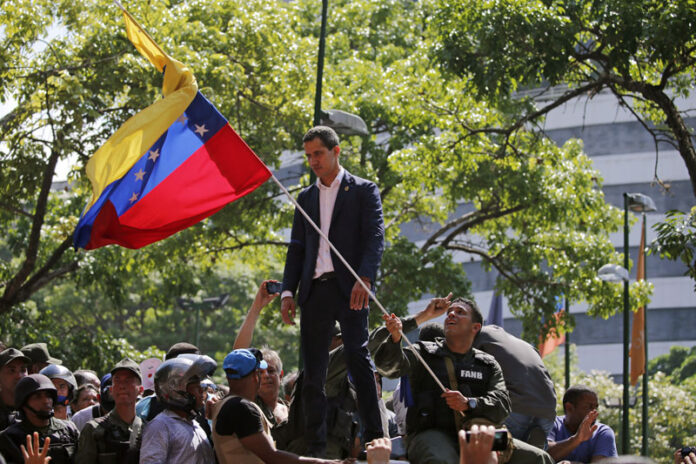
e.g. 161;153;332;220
21;432;51;464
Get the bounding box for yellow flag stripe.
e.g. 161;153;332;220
121;8;167;72
83;8;197;212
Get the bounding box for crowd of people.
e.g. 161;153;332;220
1;285;691;464
0;126;693;464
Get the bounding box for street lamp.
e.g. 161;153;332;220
597;261;629;453
564;297;571;391
626;193;657;457
312;1;369;135
598;191;656;455
177;294;229;348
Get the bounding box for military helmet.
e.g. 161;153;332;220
39;364;77;392
14;374;57;409
154;354;216;413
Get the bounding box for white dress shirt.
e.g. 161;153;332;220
313;167;344;278
282;168;344;300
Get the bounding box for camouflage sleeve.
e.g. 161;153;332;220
367;315;419;354
75;421;98;464
472;358;511;426
372;335;419;379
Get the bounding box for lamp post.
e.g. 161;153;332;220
597;262;629;453
177;294;229;348
626;193;657;456
312;1;369;136
564;297;570;391
598;192;656;455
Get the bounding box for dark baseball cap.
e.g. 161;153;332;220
0;348;31;369
223;349;267;379
111;358;142;383
21;343;62;365
165;342;200;360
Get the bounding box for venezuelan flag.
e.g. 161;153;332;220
73;8;270;250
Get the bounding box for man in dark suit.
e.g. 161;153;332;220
281;126;385;457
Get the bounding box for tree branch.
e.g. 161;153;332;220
606;75;696;197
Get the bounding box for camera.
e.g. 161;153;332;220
464;429;509;451
682;446;695;457
266;281;282;294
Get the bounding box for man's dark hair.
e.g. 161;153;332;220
74;369;99;387
562;385;597;412
303;126;340;149
72;383;98;404
419;323;445;342
450;297;483;325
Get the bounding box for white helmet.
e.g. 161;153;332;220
154;354;216;414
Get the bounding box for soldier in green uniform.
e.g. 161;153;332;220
76;358;144;464
0;349;30;432
0;374;79;464
374;295;554;464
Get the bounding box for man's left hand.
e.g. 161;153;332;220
350;277;371;310
441;389;469;412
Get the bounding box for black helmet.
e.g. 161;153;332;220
14;374;57;410
39;364;77;391
154;354;216;415
39;364;77;406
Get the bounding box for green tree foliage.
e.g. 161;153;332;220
650;207;696;290
0;0;648;368
430;0;696;197
649;345;696;383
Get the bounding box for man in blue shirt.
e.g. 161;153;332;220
547;385;618;463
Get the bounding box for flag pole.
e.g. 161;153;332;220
269;173;459;405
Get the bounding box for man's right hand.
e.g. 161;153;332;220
574;410;599;443
383;313;403;343
281;297;296;325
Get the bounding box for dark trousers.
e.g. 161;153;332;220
300;277;383;454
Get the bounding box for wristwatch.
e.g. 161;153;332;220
467;398;478;411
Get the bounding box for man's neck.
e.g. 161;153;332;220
0;393;13;408
319;166;341;187
229;386;255;402
26;414;50;428
563;416;579;434
170;408;191;420
259;393;277;409
114;403;136;424
445;336;473;354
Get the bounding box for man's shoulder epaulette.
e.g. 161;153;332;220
415;340;441;355
472;347;499;366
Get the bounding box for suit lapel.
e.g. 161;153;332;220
331;170;353;225
307;184;320;228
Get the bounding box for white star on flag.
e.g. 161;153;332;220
194;124;209;137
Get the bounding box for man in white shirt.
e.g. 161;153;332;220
139;355;216;464
281;126;385;457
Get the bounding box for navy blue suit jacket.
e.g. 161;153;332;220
282;170;385;306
